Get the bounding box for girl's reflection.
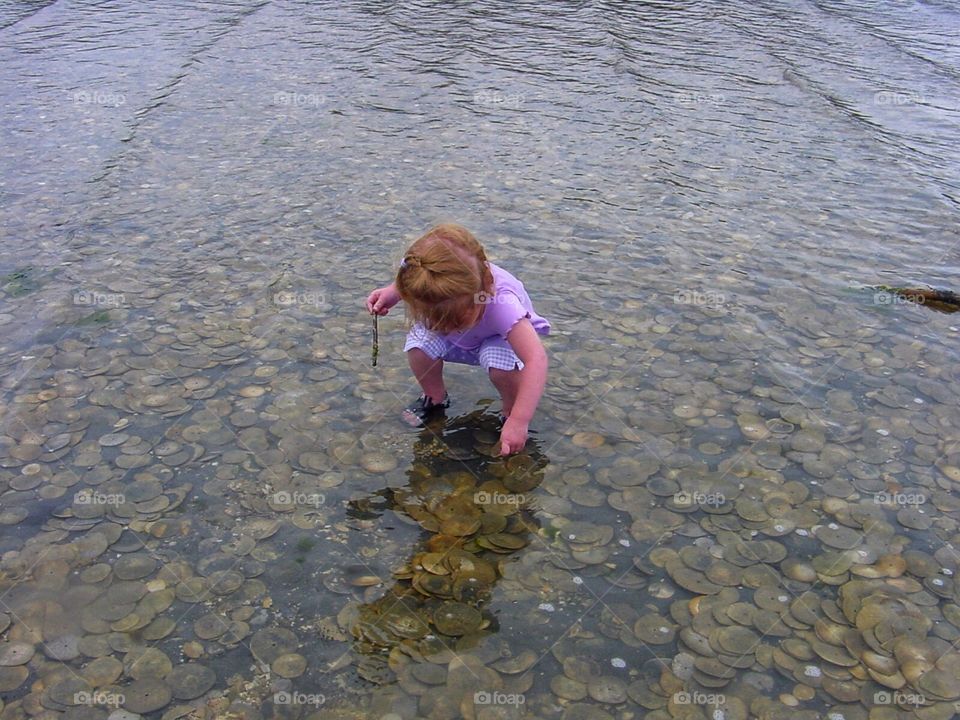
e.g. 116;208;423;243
344;408;547;687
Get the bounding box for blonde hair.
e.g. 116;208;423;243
395;223;494;334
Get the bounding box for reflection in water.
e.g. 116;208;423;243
344;409;546;699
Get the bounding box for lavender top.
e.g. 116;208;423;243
441;262;550;351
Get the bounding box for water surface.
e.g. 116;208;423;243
1;1;959;719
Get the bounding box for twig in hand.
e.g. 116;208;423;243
371;314;379;367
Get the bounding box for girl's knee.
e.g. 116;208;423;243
408;347;442;369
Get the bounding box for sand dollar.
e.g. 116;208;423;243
98;433;129;447
411;662;447;685
207;570;243;595
44;635;80;661
124;479;162;502
670;566;722;595
0;642;35;666
184;376;211;390
194;614;230;640
491;650;536;674
572;432;605;448
40;675;89;707
433;602;482;636
815;524;862;550
271;653;307;678
480;533;528;550
634;614;676;645
125;647;172;679
782;558;817;583
250;627;299;664
552;675;588;700
144;392;178;407
440;516;482;537
587;675;627;704
167;663;216;699
79;656;123;686
716;625;760;655
122;678;172;713
114;553;157;580
361;452;398;473
382;606;429;639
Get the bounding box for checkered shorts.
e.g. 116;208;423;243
403;323;523;371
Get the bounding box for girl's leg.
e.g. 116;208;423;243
407;348;446;403
488;366;522;418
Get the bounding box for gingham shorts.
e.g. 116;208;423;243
403;323;523;371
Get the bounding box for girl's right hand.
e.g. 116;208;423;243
366;284;400;315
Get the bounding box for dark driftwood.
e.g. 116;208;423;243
875;286;960;314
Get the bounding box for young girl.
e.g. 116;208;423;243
365;223;550;455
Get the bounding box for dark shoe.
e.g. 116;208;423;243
401;392;450;427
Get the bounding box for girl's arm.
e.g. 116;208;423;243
500;318;548;453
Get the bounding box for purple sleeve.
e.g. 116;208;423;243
488;291;530;338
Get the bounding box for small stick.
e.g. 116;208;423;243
371;314;379;367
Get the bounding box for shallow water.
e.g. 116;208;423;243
1;1;960;719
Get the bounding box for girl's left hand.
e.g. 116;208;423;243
499;417;528;455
